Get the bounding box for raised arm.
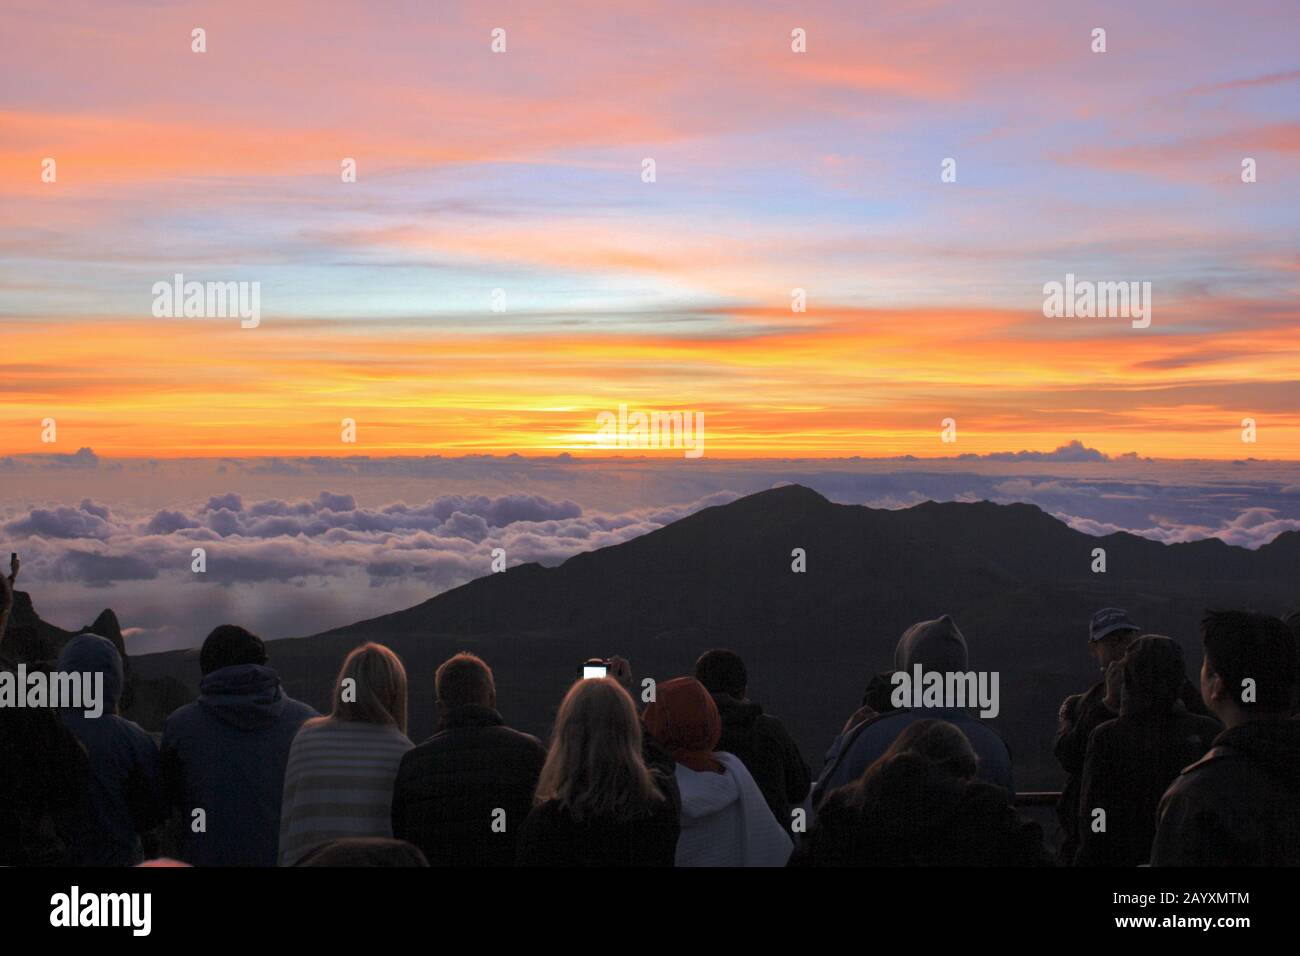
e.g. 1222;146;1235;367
0;554;15;642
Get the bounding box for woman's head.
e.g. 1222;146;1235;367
323;642;408;733
642;676;723;773
879;719;979;781
847;723;977;832
534;677;661;820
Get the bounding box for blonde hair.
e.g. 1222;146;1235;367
534;677;662;821
313;642;408;734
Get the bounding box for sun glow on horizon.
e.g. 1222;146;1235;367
2;2;1298;460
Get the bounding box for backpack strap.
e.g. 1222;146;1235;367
811;710;905;808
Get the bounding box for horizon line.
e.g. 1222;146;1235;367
5;448;1299;465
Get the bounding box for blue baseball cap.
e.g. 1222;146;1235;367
1090;607;1141;643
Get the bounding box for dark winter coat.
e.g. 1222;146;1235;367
515;782;680;867
160;663;317;866
1055;672;1207;860
711;692;810;825
391;704;545;866
1074;636;1221;867
1151;718;1300;866
56;633;165;866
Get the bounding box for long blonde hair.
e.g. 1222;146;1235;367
313;642;408;734
534;677;662;821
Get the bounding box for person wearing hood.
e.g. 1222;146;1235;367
80;608;133;713
160;625;317;866
1074;635;1220;867
643;677;792;867
55;632;165;866
1151;610;1300;866
693;649;810;829
812;615;1013;806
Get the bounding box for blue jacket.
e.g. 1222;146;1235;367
161;663;316;866
815;708;1014;800
814;615;1014;802
57;633;164;866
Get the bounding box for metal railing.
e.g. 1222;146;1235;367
1014;791;1061;807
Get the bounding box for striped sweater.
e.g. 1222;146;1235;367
278;718;414;866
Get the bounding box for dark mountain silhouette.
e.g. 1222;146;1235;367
5;592;193;730
4;590;76;658
114;484;1299;789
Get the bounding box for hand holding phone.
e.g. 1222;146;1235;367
0;557;13;612
605;655;633;692
1102;660;1124;713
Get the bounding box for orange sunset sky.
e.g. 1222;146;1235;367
2;0;1298;460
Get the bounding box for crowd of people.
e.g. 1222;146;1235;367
2;557;1299;867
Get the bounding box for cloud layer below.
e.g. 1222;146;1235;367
2;449;1297;652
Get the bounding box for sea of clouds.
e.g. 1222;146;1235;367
3;444;1297;653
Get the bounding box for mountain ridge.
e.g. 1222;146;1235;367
124;484;1297;789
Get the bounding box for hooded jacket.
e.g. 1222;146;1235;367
55;633;164;866
674;751;793;866
814;616;1013;802
161;663;317;866
1151;717;1300;866
712;693;810;826
643;677;724;772
1074;636;1220;867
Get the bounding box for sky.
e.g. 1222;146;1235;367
2;2;1299;651
2;0;1298;460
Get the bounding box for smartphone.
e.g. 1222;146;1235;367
582;658;608;680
